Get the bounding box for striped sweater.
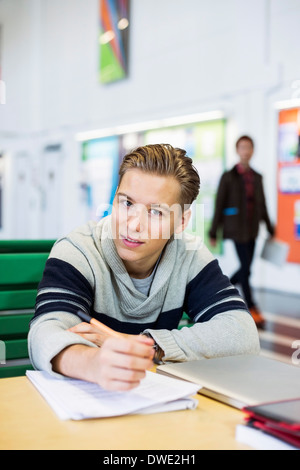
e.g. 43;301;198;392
28;216;260;375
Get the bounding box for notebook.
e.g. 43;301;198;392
156;355;300;409
236;398;300;450
26;370;200;420
241;398;300;449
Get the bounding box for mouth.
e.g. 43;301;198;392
121;235;145;248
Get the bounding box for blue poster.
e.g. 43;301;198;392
82;136;120;220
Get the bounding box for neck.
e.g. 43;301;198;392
124;253;162;279
238;161;250;170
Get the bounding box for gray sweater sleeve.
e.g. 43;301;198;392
29;309;260;376
28;312;97;377
145;310;260;363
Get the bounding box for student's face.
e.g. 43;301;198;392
111;169;190;276
236;140;254;166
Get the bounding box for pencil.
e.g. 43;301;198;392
76;310;123;339
76;310;157;361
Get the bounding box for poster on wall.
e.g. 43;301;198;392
276;107;300;263
99;0;130;84
145;119;226;254
81;136;120;221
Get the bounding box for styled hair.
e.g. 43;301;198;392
236;135;254;149
118;143;200;207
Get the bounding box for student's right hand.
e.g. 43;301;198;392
52;335;155;391
84;334;155;391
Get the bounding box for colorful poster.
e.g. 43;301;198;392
81;136;120;221
99;0;130;84
276;108;300;263
145;119;226;253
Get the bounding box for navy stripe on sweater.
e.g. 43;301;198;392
33;257;248;332
91;308;184;335
34;258;94;319
183;259;248;322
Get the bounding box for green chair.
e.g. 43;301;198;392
178;312;194;329
0;240;55;379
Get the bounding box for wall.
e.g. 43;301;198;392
0;0;300;294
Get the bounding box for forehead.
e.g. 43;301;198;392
117;169;181;206
237;139;253;148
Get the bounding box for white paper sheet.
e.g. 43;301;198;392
26;370;200;420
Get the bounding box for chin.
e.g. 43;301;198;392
115;243;140;261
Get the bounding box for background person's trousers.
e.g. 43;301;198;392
230;239;256;309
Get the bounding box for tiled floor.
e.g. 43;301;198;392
253;289;300;365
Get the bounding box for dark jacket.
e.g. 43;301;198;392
209;165;274;243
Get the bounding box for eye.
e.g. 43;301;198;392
120;198;132;208
150;208;163;217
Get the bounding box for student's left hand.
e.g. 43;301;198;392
68;322;129;347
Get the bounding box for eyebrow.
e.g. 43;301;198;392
117;192;171;213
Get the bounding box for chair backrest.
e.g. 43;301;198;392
0;240;55;378
178;312;194;329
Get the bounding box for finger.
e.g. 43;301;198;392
110;364;147;383
105;336;155;360
73;332;105;346
110;349;153;372
68;322;97;334
125;335;156;359
101;377;142;391
134;334;155;346
100;359;148;391
100;339;154;374
95;340;153;390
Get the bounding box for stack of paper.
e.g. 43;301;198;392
26;370;200;420
236;423;298;450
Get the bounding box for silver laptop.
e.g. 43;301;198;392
156;355;300;409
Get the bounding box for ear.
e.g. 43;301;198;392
175;208;192;235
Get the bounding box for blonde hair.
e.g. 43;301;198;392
119;144;200;207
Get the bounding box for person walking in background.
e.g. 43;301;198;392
209;135;275;328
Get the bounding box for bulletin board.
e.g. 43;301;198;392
276;107;300;263
81;136;120;221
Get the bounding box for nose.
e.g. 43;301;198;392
127;204;147;234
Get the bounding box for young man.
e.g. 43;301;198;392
209;136;274;328
29;144;260;391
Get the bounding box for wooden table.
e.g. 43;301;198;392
0;375;251;450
